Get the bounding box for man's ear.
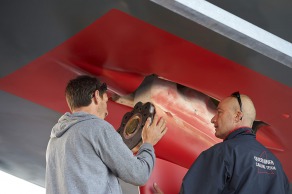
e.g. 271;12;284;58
93;90;100;104
235;111;243;122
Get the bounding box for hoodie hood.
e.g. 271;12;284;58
51;112;97;138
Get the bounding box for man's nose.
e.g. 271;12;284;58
211;116;216;123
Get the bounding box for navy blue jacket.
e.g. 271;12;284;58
180;127;290;194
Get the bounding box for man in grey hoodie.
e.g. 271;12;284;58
45;75;167;194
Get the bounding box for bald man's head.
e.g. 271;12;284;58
211;93;256;139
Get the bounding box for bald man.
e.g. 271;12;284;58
153;92;290;194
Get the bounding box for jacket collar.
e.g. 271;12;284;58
224;127;254;141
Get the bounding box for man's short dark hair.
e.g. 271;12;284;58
65;75;107;110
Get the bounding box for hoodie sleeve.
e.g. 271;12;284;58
91;120;155;186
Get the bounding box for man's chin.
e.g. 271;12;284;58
215;133;219;138
215;132;224;140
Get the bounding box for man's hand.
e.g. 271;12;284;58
153;182;164;194
142;114;167;146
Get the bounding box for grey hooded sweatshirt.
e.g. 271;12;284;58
45;112;155;194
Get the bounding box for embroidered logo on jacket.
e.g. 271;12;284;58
254;151;276;174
